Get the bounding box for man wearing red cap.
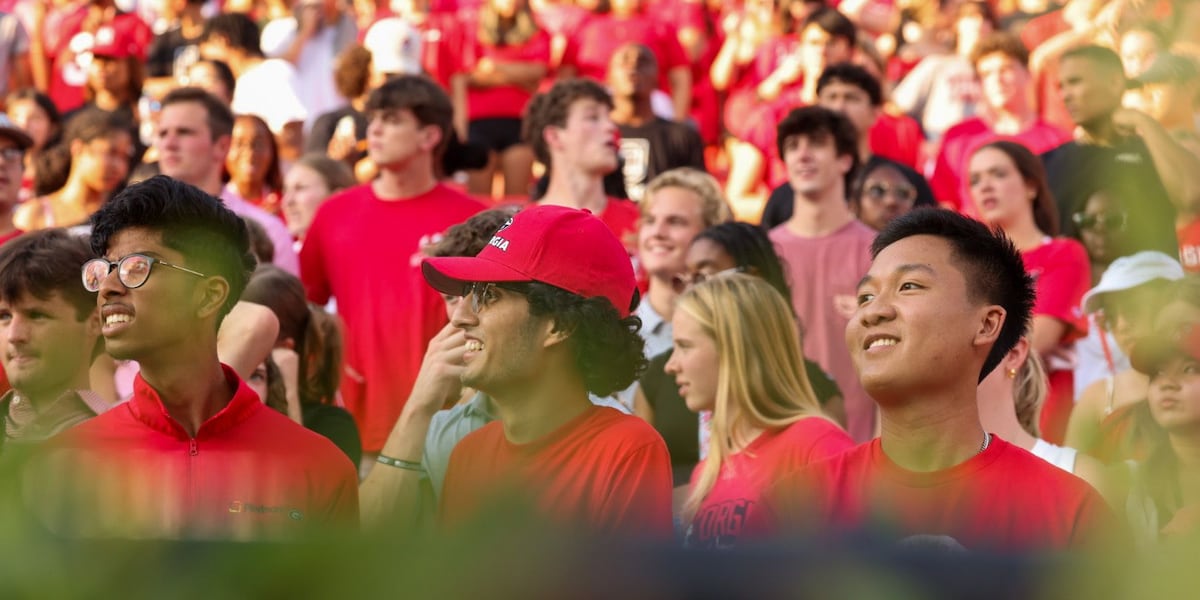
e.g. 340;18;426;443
419;204;673;536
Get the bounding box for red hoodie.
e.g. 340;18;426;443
35;364;359;539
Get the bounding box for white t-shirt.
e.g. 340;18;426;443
260;17;348;128
230;58;309;133
1031;438;1079;475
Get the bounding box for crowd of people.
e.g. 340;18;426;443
0;0;1196;569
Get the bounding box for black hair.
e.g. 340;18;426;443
802;7;857;45
5;88;62;146
201;13;263;57
851;156;937;209
775;105;861;195
871;208;1035;382
190;58;237;100
0;229;95;320
518;281;647;396
161;87;234;140
523;78;613;168
1061;45;1125;77
90;175;256;322
817;62;884;106
365;75;455;163
693;222;793;304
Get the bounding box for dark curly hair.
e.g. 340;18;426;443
427;206;521;258
517;281;646;396
872;208;1035;382
522;78;612;168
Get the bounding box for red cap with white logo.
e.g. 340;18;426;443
422;205;637;317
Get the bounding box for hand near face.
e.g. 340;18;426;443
1110;107;1150;137
409;322;469;414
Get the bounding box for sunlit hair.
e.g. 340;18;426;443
1013;346;1048;438
642;168;732;228
971;140;1059;236
676;274;827;523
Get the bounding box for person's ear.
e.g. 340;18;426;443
974;305;1006;348
214;133;232;164
543;319;571;349
70;138;85;158
195;276;231;320
421;124;443;153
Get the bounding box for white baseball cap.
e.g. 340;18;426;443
1081;251;1185;314
364;18;423;76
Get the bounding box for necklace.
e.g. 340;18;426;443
978;432;991;455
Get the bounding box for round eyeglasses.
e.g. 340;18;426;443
82;253;209;292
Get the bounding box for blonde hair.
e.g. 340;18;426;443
677;274;827;523
1013;348;1049;438
642;167;732;228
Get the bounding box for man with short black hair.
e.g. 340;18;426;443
35;175;357;538
756;209;1116;550
768;106;875;441
608;44;705;203
1043;45;1199;258
421;204;672;536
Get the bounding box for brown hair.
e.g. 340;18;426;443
426;206;521;258
293;153;357;193
971;31;1030;69
522;78;612;167
972;140;1059;236
241;265;343;406
334;44;373;100
365;75;455;161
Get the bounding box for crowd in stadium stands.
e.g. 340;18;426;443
0;0;1199;559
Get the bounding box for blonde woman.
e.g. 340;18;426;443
666;273;853;548
976;337;1108;492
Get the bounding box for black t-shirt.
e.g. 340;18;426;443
1042;137;1178;257
303;404;362;467
146;27;202;79
758;155;935;231
640;348;842;486
617;117;706;202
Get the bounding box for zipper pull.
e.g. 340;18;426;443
190;439;198;456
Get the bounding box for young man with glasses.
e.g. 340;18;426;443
34;175;357;539
418;204;673;536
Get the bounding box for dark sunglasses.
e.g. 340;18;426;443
1072;212;1127;232
863;182;917;204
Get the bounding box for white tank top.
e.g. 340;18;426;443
1031;439;1078;474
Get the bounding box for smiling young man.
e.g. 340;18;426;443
35;175;357;539
767;106;873;441
420;204;673;536
0;230;111;450
759;208;1116;550
300;76;485;468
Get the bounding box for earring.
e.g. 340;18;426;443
1007;368;1017;379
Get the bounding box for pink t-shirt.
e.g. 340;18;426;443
299;183;486;451
769;219;877;442
684;417;853;549
931;118;1072;214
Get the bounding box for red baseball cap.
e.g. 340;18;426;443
422;205;638;317
91;16;150;61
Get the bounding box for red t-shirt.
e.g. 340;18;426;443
454;28;552;121
439;405;674;537
1024;238;1091;444
40;364;359;538
931;118;1072;213
300;183;486;451
755;436;1117;551
1023;238;1090;339
684;417;854;549
561;13;688;92
869;111;925;172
